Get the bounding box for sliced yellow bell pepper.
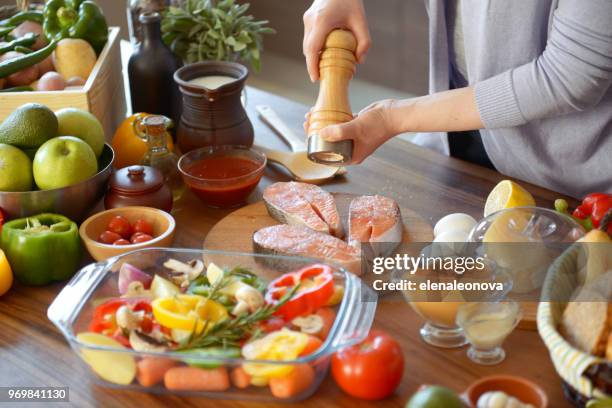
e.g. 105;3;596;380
152;294;228;334
242;329;309;379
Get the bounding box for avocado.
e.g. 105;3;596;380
0;103;58;149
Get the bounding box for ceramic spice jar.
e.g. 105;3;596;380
105;165;173;212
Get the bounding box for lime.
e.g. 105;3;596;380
484;180;535;217
0;143;33;191
405;386;463;408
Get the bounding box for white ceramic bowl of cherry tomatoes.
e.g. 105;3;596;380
79;207;176;261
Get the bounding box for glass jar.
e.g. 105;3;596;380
127;0;169;45
138;115;185;202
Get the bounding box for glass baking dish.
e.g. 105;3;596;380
48;248;377;402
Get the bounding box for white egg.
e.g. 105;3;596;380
434;213;478;238
433;229;469;255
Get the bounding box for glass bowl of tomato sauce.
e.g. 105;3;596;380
178;145;266;208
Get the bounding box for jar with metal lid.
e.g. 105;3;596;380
105;165;173;212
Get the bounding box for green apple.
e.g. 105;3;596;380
0;143;32;192
55;108;105;157
33;136;98;190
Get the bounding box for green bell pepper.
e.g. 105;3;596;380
0;214;81;286
43;0;108;54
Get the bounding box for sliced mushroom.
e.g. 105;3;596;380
236;286;264;310
129;330;168;353
164;258;205;288
115;305;144;331
232;301;249;316
292;314;324;335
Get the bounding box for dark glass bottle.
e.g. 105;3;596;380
128;12;182;124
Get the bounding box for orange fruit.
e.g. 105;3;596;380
0;249;13;296
111;113;175;169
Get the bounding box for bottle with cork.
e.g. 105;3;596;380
307;29;358;165
139;115;185;202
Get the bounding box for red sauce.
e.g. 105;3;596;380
184;156;263;208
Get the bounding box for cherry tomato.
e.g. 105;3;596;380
131;233;153;244
113;238;131;246
99;230;122;244
132;219;153;236
107;215;132;238
0;207;5;234
331;330;404;400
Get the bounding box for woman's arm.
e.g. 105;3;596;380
313;87;483;163
475;0;612;128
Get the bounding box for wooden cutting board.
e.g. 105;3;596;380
203;193;434;253
203;193;538;330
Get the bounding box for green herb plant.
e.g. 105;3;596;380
161;0;275;71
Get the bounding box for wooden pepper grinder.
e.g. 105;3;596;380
307;29;357;165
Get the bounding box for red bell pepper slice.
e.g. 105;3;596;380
265;264;335;321
88;298;152;335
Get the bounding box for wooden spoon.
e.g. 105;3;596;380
254;145;339;184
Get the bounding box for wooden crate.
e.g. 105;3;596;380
0;27;126;142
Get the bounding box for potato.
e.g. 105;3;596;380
66;76;86;87
12;21;47;50
0;78;5;89
37;71;66;91
53;39;97;81
37;55;55;75
76;332;136;385
2;51;40;87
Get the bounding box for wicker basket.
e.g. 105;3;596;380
537;243;612;407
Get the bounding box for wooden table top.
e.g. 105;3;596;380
0;87;576;407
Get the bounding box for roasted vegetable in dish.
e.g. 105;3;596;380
77;260;340;399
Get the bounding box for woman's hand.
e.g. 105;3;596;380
304;99;398;164
303;0;371;82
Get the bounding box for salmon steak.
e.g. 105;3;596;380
263;182;344;237
253;224;361;274
348;195;403;255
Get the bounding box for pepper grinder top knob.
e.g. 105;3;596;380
307;29;358;165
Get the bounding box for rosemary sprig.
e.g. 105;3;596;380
179;284;299;350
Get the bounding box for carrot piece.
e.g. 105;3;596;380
136;357;178;387
299;335;323;357
230;367;251;389
269;364;316;399
164;366;230;391
315;307;336;340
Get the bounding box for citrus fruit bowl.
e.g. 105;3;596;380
0;143;114;222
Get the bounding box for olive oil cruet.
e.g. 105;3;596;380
137;115;185;202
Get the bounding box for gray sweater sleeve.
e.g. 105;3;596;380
474;0;612;129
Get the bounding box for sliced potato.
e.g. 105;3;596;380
150;275;180;299
77;332;136;385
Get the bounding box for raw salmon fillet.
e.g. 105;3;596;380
263;182;344;237
253;224;361;274
348;195;402;255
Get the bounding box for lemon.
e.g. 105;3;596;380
484;180;535;217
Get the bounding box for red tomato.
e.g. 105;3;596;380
131;233;153;244
107;215;132;238
132;219;153;236
113;238;131;246
331;330;404;400
99;230;122;244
